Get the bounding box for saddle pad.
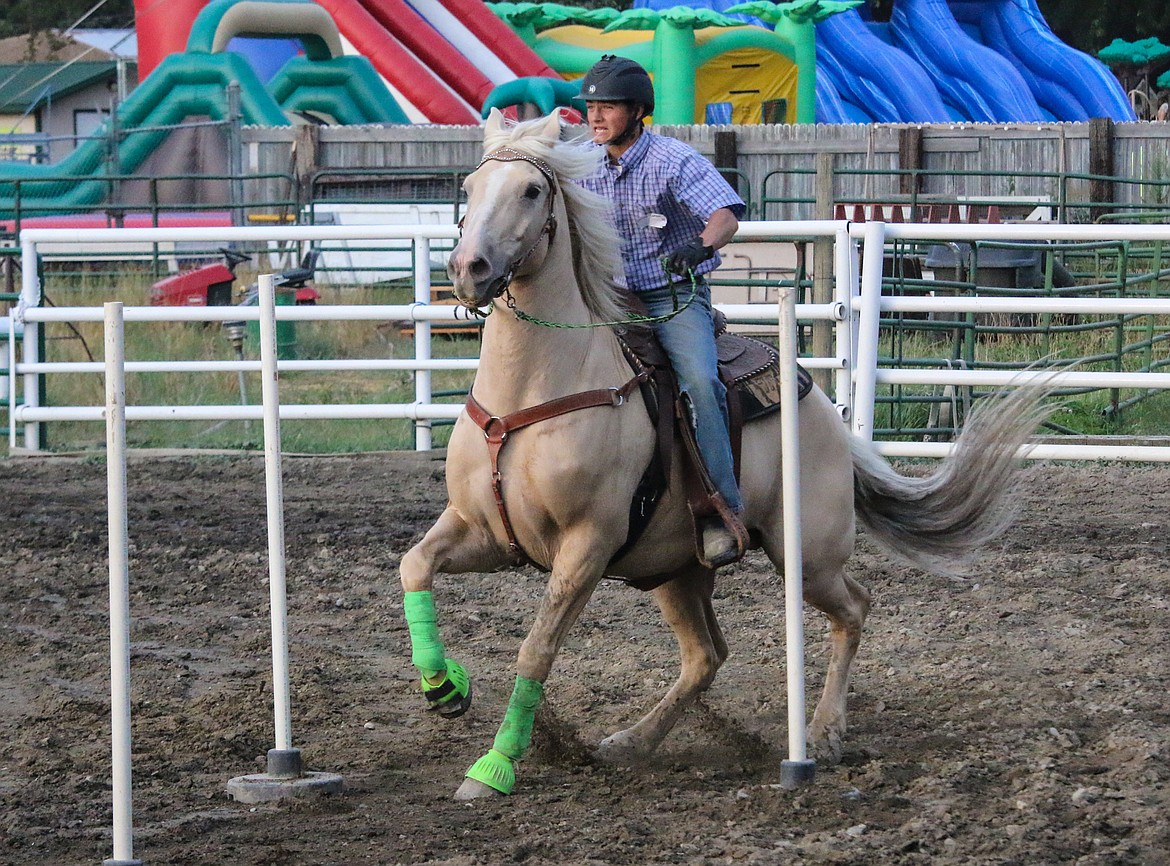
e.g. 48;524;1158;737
716;329;812;421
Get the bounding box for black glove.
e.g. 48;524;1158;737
663;237;713;276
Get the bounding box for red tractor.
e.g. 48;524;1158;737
150;248;320;307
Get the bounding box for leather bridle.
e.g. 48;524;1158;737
458;147;560;303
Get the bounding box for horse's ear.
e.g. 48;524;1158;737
539;110;562;142
484;107;506;139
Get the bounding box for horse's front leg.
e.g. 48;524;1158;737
455;537;605;800
401;505;504;718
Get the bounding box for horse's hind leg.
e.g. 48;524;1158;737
803;565;871;765
595;565;726;764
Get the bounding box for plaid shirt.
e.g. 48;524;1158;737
579;130;746;292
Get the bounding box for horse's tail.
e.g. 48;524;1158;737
850;381;1054;576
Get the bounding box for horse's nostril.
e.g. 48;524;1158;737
469;255;491;279
448;250;491;283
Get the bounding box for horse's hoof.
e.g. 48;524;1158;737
454;777;504;800
595;730;650;765
432;683;473;718
809;729;844;766
423;659;473;718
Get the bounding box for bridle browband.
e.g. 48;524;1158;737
458;147;560;304
478;146;557;188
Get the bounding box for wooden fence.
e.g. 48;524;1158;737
243;120;1170;223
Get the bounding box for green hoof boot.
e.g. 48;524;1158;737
465;748;515;795
422;659;472;717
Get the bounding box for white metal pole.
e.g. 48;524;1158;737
258;273;294;756
103;302;140;866
413;236;433;451
20;234;40;450
833;226;854;422
776;287;815;788
846;232;862;423
7;313;16;451
852;221;887;440
224;272;343;803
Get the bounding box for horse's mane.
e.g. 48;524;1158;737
482;115;634;325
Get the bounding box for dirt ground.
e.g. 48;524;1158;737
1;451;1168;866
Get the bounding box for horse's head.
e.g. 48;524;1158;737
447;110;564;309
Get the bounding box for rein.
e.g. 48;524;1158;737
500;270;699;330
465;369;650;568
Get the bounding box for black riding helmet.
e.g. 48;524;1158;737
579;54;654;115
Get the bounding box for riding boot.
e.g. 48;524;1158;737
697;494;749;569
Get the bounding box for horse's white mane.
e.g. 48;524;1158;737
482;114;633;325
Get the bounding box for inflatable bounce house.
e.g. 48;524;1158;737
486;0;1135;125
0;0;562;213
811;0;1135;123
131;0;557;125
0;0;1138;216
125;0;1142;128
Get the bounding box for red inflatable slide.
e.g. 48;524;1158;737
132;0;561;125
317;0;480;123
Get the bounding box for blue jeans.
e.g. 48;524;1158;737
639;281;742;513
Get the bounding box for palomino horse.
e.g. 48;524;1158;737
399;109;1049;800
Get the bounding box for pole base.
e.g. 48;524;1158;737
102;860;143;865
226;770;344;805
779;758;816;789
266;747;303;779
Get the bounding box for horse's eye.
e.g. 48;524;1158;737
523;183;542;200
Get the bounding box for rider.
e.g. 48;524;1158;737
577;55;748;569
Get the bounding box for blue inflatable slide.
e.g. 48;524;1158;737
814;0;1134;123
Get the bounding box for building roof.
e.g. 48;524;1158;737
0;61;121;114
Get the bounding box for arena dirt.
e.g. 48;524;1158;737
1;452;1168;865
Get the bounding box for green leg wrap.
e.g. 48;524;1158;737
492;677;544;759
404;591;473;716
465;677;544;794
403;590;446;677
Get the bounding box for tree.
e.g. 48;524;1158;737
0;0;136;41
1034;0;1170;56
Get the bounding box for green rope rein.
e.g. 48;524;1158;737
478;262;700;330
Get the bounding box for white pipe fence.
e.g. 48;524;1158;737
848;220;1170;461
10;219;1170;460
8;222;846;452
